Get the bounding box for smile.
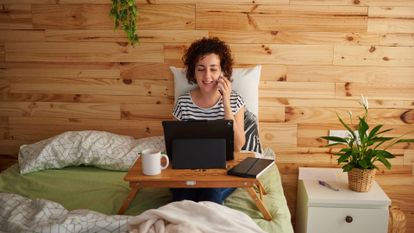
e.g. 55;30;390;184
202;81;216;85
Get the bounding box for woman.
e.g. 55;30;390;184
171;37;246;204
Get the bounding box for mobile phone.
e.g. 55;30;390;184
218;72;224;95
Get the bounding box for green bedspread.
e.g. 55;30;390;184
0;164;293;233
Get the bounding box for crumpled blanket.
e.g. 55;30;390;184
0;193;130;233
128;200;265;233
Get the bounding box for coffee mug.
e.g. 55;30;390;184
141;149;169;176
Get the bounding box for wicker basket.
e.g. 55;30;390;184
348;168;376;192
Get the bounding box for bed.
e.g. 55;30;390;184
0;131;293;233
0;65;294;232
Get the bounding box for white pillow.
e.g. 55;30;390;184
170;65;261;117
18;131;165;174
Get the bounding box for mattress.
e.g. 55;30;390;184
0;164;293;233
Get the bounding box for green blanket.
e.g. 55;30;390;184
0;164;293;233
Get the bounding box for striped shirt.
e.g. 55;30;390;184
172;91;245;120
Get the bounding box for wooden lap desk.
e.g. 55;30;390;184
118;152;272;220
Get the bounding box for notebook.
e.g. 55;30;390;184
162;120;234;169
227;157;275;178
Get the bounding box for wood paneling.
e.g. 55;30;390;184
136;0;289;4
1;68;120;79
120;103;173;120
138;4;195;30
45;29;209;43
210;30;383;46
298;123;414;149
379;33;414;47
368;6;414;18
336;82;414;99
64;0;288;4
259;106;285;122
120;63;171;80
0;102;120;119
231;44;333;65
403;150;414;166
259;123;297;147
197;4;368;32
165;44;333;65
0;30;45;42
0;93;173;105
32;4;112;30
260;97;414;109
9;117;164;140
0;116;8;139
0;140;27;156
0;0;54;3
280;65;414;84
0;61;119;69
0;43;4;62
10;78;169;97
285;107;414;125
259;81;335;98
5;42;164;62
291;0;414;7
0;80;9;92
0;1;413;231
368;18;414;33
334;45;414;67
0;5;32;29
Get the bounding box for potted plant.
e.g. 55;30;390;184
321;96;414;192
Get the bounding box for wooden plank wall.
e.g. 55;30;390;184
0;0;413;230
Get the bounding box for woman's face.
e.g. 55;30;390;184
194;53;222;94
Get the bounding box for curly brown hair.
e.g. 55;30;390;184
182;37;233;84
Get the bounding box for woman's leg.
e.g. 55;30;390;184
198;188;236;204
170;188;198;202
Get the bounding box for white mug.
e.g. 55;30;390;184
141;149;169;176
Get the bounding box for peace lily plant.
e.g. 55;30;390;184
321;95;414;172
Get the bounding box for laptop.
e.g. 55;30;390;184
162;120;234;169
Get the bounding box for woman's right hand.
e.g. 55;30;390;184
217;75;231;102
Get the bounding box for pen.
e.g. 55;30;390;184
318;180;339;191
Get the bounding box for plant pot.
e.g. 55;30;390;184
348;168;376;192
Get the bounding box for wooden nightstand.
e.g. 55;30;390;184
296;167;391;233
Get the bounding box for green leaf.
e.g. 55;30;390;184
376;128;393;135
358;159;369;169
395;139;414;143
323;142;346;147
339;147;352;153
320;136;348;143
372;136;394;143
342;163;354;172
358;116;369;142
336;113;356;138
377;150;395;159
378;156;392;169
368;124;383;139
338;153;351;164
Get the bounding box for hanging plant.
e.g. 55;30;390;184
110;0;139;45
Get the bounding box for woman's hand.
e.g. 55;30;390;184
217;75;231;105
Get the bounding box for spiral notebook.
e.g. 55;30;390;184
227;157;275;178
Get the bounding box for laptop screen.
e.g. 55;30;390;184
162;120;234;162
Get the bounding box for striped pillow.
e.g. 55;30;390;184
242;110;262;154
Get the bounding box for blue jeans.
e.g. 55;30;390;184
171;188;236;204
